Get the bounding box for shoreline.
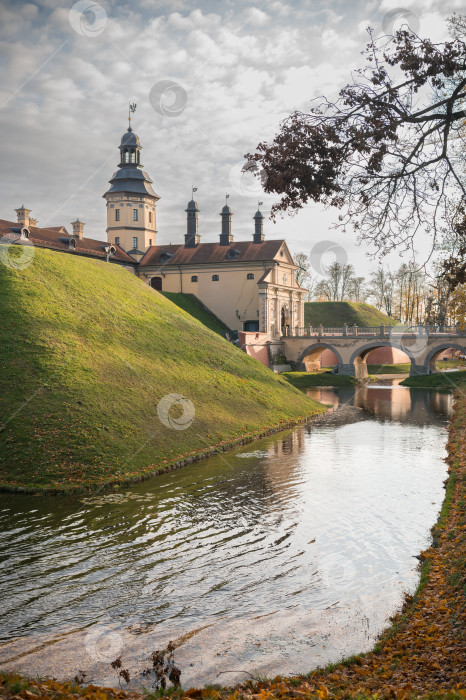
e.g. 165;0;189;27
0;408;327;497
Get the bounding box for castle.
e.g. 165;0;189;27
0;121;306;350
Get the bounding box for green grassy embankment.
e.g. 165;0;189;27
0;248;325;493
368;363;411;374
160;292;231;337
281;371;359;388
304;301;397;327
401;371;466;389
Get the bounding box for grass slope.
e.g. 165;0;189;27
304;301;397;327
160;292;230;337
401;371;466;389
0;248;323;492
281;371;359;387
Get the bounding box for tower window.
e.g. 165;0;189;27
247;273;254;280
115;237;120;246
115;209;120;221
149;239;152;246
149;212;152;223
212;274;219;281
191;275;198;282
133;209;138;221
132;237;138;249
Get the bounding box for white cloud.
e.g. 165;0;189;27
244;7;270;26
0;0;459;270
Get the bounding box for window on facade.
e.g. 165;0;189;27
247;273;254;280
191;275;198;282
212;274;219;281
115;237;120;246
115;209;120;221
133;209;138;221
132;237;138;249
149;212;152;223
149;239;152;246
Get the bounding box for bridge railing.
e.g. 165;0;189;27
284;325;464;338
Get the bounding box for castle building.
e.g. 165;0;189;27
1;121;306;349
104;123;306;338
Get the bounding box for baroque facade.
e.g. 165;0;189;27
1;121;306;344
104;122;306;338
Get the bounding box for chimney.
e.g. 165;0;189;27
71;218;85;239
219;204;233;246
185;199;200;247
15;205;31;227
253;209;264;243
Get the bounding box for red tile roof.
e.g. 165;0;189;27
0;220;136;265
140;239;289;266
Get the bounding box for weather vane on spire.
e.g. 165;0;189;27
225;193;230;205
192;186;198;199
128;102;137;130
258;200;263;210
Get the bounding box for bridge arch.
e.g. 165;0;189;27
349;342;416;378
297;343;344;372
425;343;466;373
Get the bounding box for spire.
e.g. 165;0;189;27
253;201;264;243
128;102;136;132
220;195;233;246
185;197;200;247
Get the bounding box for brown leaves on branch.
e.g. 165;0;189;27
245;19;466;258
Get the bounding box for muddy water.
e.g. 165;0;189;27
0;384;452;689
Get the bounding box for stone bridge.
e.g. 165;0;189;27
281;325;466;377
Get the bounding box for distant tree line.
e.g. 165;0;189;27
294;252;461;326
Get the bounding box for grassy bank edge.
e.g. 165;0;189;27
0;408;326;496
401;370;466;389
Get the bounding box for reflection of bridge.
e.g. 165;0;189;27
282;325;466;377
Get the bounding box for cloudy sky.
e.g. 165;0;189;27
0;0;462;275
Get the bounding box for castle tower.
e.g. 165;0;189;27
219;204;233;246
103;121;160;259
185;199;200;247
253;208;264;243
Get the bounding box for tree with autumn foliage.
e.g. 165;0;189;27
245;17;466;260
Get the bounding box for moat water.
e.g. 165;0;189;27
0;382;453;689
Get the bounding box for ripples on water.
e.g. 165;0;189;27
0;385;452;687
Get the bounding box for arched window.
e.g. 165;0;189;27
191;275;198;282
115;209;120;221
247;273;254;280
212;274;219;281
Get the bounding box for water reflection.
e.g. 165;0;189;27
0;386;450;688
306;381;453;424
